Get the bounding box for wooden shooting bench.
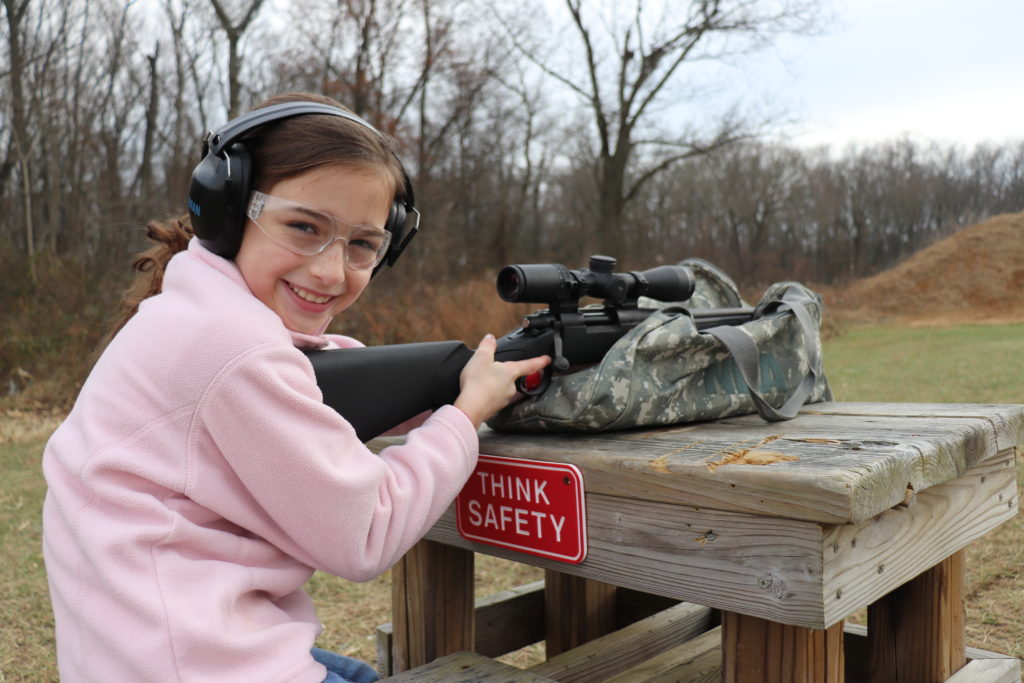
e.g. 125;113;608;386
374;402;1023;682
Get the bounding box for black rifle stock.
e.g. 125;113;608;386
306;256;754;442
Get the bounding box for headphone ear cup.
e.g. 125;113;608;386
187;142;252;258
384;200;406;265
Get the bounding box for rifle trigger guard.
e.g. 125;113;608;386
517;367;553;396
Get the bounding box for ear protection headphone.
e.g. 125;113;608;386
187;101;418;275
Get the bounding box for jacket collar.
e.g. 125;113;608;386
187;239;331;350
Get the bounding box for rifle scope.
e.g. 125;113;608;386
496;255;695;305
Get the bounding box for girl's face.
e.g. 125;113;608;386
234;165;392;336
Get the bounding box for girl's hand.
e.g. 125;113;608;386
454;334;551;428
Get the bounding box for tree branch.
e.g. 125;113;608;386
624;126;752;203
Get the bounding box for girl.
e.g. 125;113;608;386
41;92;550;682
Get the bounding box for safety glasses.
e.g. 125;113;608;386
246;191;392;270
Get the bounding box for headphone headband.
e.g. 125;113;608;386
204;102;385;155
188;100;418;275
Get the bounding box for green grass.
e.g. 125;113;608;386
2;321;1022;679
823;322;1024;403
0;437;56;681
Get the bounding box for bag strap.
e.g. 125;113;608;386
703;285;822;422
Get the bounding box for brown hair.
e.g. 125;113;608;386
97;92;405;354
245;92;406;200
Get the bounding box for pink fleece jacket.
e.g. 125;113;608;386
42;240;479;682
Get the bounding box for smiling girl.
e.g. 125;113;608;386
41;93;549;682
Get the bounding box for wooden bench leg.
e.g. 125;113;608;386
721;611;845;682
390;539;475;673
544;570;618;657
867;550;966;683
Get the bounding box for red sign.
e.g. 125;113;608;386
456;455;587;564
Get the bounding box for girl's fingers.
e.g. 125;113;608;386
477;333;496;356
511;355;551;378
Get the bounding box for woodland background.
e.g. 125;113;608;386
2;0;1024;401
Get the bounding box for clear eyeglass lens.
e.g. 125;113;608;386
247;193;391;270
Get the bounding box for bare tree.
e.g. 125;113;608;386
272;0;409;122
209;0;265;117
158;0;213;203
137;46;160;199
2;0;79;273
498;0;823;259
3;0;39;275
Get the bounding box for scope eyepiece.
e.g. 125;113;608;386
635;264;696;303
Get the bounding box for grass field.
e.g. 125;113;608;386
1;321;1021;680
825;322;1024;404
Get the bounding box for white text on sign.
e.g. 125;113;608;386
456;455;587;564
466;472;565;541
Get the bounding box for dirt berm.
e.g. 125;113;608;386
827;212;1024;326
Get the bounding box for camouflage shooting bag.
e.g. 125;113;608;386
487;259;833;433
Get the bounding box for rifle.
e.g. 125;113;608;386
306;255;754;442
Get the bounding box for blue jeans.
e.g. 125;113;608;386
312;647;379;683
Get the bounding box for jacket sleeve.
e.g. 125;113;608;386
188;342;478;581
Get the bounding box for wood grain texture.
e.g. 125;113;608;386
866;551;965;683
846;624;1021;683
602;626;722;683
800;402;1024;452
425;491;830;626
424;450;1016;629
378;580;546;676
469;402;1024;524
945;657;1022;683
390;540;475;672
543;572;617;656
528;601;714;682
821;450;1017;626
384;650;557;682
375;403;1023;678
473;580;546;658
721;611;845;682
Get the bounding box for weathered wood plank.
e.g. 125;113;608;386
798;402;1024;452
845;624;1021;683
390;540;475;672
721;611;844;682
528;601;715;682
384;650;557;682
602;626;722;683
866;551;966;683
821;450;1017;626
426;491;829;626
378;580;547;676
543;572;618;656
946;658;1023;683
424;450;1017;629
473;580;546;658
473;402;1024;523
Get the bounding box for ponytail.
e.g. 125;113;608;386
94;217;193;358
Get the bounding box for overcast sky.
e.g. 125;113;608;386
750;0;1024;150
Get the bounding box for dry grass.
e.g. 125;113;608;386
962;466;1024;659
